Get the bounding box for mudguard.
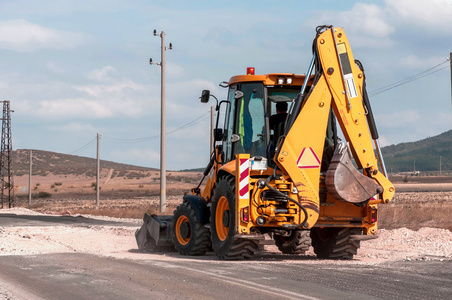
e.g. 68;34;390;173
183;195;210;224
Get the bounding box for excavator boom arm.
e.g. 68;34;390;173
275;26;395;228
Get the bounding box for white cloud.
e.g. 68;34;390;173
45;62;66;74
0;19;84;52
378;135;391;147
5;63;217;122
166;63;185;79
376;109;421;128
377;110;452;146
165;78;219;125
111;148;160;167
86;66;120;82
49;122;96;133
12;73;152;120
341;3;394;38
306;3;395;48
38;98;114;118
399;55;448;69
386;0;452;30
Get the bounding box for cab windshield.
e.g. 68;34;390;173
267;87;299;116
223;83;302;162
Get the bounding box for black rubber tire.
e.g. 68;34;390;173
274;230;311;254
172;202;211;256
210;176;259;260
310;227;361;259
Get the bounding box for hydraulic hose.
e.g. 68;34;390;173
355;59;379;140
194;145;223;193
263;176;308;229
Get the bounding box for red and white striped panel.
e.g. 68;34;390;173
239;158;250;199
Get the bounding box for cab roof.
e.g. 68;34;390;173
228;73;309;86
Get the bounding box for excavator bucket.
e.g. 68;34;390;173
135;213;175;252
326;144;383;204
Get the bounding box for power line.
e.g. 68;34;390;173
102;135;159;144
368;59;449;97
166;113;210;135
69;137;97;155
102;110;211;144
67;110;211;156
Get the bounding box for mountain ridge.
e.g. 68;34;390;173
11;129;452;176
381;130;452;173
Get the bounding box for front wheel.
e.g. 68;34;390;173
210;176;258;260
172;202;211;256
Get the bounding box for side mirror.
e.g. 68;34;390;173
214;128;224;141
200;90;210;103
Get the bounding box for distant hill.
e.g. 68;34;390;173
10;130;452;177
13;149;158;177
382;130;452;173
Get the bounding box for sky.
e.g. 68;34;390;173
0;0;451;170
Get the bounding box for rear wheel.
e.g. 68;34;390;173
274;230;311;254
210;176;259;260
310;227;361;259
172;202;211;256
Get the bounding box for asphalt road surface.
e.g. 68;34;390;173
0;213;137;227
1;252;451;299
0;213;451;299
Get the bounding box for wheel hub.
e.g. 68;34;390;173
180;222;191;239
222;210;230;227
216;196;230;241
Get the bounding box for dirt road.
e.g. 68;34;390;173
0;208;451;299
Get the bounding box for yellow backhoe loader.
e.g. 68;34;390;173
135;25;395;259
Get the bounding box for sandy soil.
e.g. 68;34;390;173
1;207;451;264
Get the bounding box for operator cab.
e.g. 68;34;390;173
221;70;309;165
202;68;335;170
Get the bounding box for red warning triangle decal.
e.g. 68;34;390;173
297;147;321;169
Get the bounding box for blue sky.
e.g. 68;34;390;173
0;0;451;170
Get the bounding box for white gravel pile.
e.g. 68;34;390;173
362;227;452;261
1;208;451;263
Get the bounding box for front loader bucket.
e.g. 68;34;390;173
135;213;175;252
326;144;383;204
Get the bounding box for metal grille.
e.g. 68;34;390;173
262;190;287;202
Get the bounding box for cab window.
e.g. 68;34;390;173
233;83;266;158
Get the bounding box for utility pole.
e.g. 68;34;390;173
0;100;14;208
440;156;442;176
450;52;451;103
150;30;172;213
96;133;100;206
28;150;32;206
